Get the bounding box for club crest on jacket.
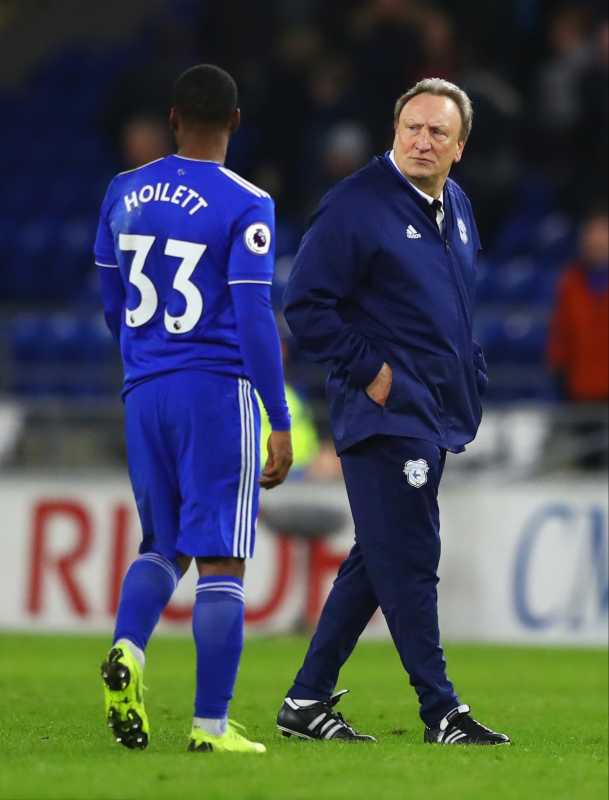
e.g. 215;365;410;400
403;459;429;488
457;218;468;244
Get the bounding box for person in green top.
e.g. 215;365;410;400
259;383;320;473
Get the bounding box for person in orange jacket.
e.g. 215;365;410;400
548;207;608;467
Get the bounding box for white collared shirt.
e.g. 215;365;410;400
389;149;445;233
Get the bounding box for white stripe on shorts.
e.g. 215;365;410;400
242;380;256;559
233;379;255;558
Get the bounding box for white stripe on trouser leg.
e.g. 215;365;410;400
233;380;248;558
243;382;256;558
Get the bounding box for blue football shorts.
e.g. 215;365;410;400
124;370;261;561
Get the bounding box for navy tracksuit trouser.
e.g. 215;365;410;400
288;435;459;726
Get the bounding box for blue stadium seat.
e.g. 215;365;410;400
7;313;117;397
476;257;558;306
476;311;549;366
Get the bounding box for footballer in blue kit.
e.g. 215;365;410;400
95;65;293;754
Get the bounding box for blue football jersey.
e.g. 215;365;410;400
94;155;275;392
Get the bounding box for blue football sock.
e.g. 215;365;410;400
113;553;180;652
192;576;245;720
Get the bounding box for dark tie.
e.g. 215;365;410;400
430;199;443;230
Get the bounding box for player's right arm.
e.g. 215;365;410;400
227;194;293;489
94;180;125;342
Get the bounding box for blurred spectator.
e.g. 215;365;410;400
548;208;609;467
259;338;321;476
535;4;593;131
414;7;459;80
321;123;371;182
260;382;321;476
101;11;196;155
120;115;172;170
347;0;425;147
304;121;372;212
259;333;343;480
533;8;608;212
1;0;607;435
453;61;523;240
573;16;609;210
257;25;323;216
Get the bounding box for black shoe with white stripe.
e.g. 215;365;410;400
277;690;377;742
424;704;510;745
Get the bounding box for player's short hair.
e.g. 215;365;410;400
394;78;474;142
173;64;238;126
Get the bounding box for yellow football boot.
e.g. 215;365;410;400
100;644;149;750
187;720;266;754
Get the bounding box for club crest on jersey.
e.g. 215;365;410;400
403;459;429;488
457;218;468;244
245;223;271;255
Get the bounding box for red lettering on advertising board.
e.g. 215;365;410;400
108;504;130;615
27;501;92;616
163;595;192;622
162;535;295;624
245;536;293;624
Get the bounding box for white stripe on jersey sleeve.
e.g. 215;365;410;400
227;280;273;286
219;167;270;198
96;262;119;268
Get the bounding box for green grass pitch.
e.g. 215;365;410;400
0;634;606;800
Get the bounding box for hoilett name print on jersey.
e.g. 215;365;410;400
123;182;209;216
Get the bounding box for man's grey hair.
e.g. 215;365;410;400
393;78;474;142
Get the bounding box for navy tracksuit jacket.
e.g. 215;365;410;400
283;154;487;726
284;153;487;455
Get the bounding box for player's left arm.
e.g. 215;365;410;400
99;268;126;342
228;195;292;488
94;179;125;342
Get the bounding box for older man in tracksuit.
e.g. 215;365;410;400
276;79;510;746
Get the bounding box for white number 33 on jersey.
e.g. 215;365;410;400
120;233;206;335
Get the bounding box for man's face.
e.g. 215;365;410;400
580;215;609;268
393;93;465;185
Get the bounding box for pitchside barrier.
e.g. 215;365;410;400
0;475;606;645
